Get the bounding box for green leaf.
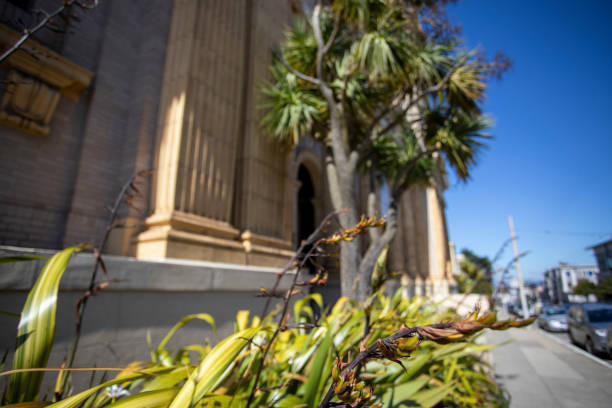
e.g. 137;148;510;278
444;357;458;384
104;388;178;408
141;367;191;392
196;395;241;407
382;374;429;404
0;309;20;318
0;255;47;263
7;246;82;403
293;293;323;323
401;352;433;381
410;382;455;408
235;310;250;332
157;314;216;355
47;367;174;408
431;343;468;360
168;328;260;408
303;326;333;408
276;394;306;407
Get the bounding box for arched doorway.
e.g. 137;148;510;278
297;164;315;251
297;164;321;318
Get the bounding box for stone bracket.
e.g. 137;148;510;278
0;24;93;135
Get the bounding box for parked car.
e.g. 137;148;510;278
567;303;612;355
607;322;612;357
537;305;568;332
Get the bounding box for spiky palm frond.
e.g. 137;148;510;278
405;41;450;86
260;62;327;145
367;127;435;188
424;109;493;180
332;0;380;27
352;4;418;81
446;54;488;114
283;19;318;77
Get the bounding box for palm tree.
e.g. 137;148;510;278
261;0;505;301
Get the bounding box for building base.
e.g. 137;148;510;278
135;211;294;268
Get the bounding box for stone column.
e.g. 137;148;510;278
136;0;250;264
135;0;295;268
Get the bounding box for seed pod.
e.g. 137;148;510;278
446;333;465;341
510;316;536;327
476;312;497;325
453;320;485;334
332;359;341;382
417;326;461;343
338;388;353;402
397;335;419;355
490;320;511;330
334;377;348;395
354;381;365;392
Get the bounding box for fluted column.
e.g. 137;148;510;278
136;0;280;266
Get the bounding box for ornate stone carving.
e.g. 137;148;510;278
0;70;60;135
0;24;93;135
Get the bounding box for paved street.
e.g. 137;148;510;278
543;330;612;366
488;325;612;407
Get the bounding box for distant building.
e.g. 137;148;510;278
588;239;612;281
544;263;599;304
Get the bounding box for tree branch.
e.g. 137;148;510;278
321;13;341;58
280;57;320;86
0;0;98;64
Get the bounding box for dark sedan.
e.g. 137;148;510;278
568;303;612;355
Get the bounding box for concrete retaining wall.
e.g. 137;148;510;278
0;246;297;393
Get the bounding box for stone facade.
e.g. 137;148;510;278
0;0;453;294
388;183;455;297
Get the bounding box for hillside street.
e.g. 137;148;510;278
488;324;612;407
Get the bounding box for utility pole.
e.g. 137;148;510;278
508;216;529;319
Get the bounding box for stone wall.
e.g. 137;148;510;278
0;246;296;391
0;0;172;254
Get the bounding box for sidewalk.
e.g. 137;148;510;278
488;325;612;407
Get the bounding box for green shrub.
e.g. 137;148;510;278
1;247;532;408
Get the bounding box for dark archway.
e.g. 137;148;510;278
297;164;321;318
297;164;315;250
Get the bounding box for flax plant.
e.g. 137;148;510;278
1;215;531;408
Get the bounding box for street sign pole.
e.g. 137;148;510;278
508;216;529;319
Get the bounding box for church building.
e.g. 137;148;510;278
0;0;455;298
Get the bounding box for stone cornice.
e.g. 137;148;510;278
0;25;93;101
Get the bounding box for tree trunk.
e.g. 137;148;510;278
324;149;362;298
356;201;400;301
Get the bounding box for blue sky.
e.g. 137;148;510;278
444;0;612;281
